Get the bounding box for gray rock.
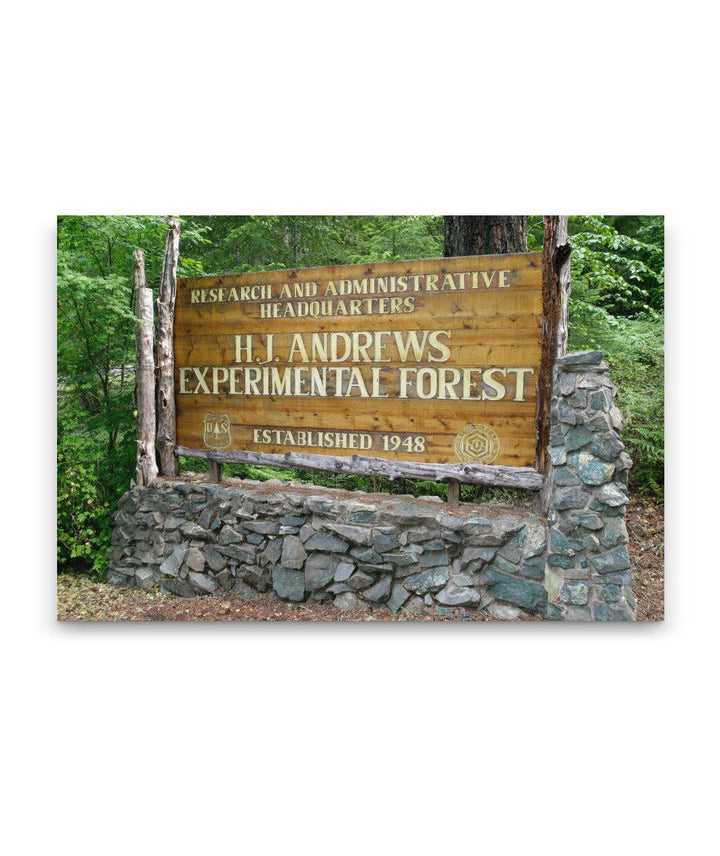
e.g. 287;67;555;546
418;550;450;568
404;567;450;595
592;600;635;621
559;373;576;395
218;543;257;564
436;582;481;607
362;575;393;603
350;546;385;565
451;573;474;587
327;583;352;594
387;583;410;613
215;569;234;591
184;546;205;573
588;389;610;412
520;556;545;580
561;580;589;605
304;531;349;553
161;578;195;597
589;545;630;574
597;484;628;507
498;532;524;564
590;434;625;462
258;539;282;567
304;553;340;591
558;399;579;425
557;350;604;367
550;528;574;556
486;602;521;620
599;518;629;548
521;526;546;559
272;566;305;601
188;572;218;594
601;584;622;603
374;531;400;553
488;555;519;575
483;569;547;612
564;425;593;452
334;561;355;582
323;522;373;546
242;520;280;535
180;522;211;540
218;527;244;545
569;451;615;485
334;592;359;611
383;551;418;567
135;567;156;589
346;572;374;591
549;445;567;465
233;580;260;599
240;564;270;592
553;487;588;510
281;535;307;569
159;543;187;577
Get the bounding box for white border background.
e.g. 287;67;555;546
2;2;716;854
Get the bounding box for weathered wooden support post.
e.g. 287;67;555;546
446;479;460;505
133;249;159;486
156;216;180;476
535;215;571;515
208;460;224;484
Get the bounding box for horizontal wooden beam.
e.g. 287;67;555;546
175;445;543;490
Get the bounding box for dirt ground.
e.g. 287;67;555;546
57;497;664;622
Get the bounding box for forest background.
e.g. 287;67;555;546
57;214;664;576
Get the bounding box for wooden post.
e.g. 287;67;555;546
208;460;224;484
535;215;571;515
133;250;158;486
156;216;180;476
446;479;460;506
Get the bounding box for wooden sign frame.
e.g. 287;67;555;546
150;216;570;492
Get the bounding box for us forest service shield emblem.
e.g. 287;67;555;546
454;423;500;464
203;414;231;449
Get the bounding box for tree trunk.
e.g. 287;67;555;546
133;249;158;486
156;217;180;476
443;216;527;256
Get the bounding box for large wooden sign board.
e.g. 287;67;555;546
174;252;544;481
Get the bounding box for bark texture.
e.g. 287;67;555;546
156;217;180;476
443;216;527;256
133;250;158;486
175;445;544;490
534;215;571;514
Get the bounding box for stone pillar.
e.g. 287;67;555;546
544;350;636;620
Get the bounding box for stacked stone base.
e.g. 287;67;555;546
109;478;550;619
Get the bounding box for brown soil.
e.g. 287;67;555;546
626;496;664;620
56;497;664;622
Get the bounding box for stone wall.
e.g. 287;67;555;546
543;350;635;620
108;350;635;620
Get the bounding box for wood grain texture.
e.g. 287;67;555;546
156;217;180;476
174;252;544;474
175;445;545;490
133;250;158;486
536;216;571;478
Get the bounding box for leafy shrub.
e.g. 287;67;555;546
57;445;114;576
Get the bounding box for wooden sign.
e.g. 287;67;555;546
174;252;543;483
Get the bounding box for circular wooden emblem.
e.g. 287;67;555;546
454;423;500;464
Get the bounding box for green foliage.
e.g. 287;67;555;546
57;440;114;576
568;281;664;495
569;215;664;315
